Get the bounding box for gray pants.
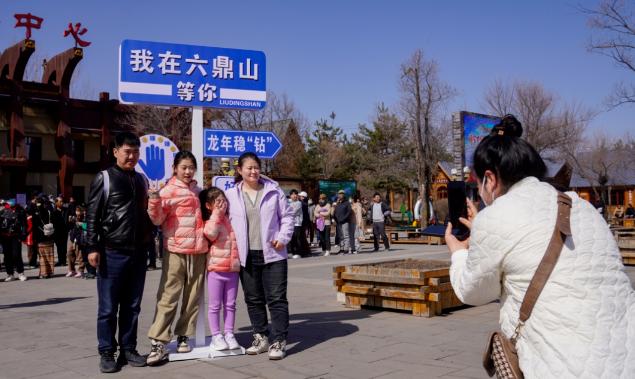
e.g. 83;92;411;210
372;222;389;251
339;222;358;252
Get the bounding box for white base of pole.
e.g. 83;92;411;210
167;336;246;361
209;346;246;359
167;345;212;362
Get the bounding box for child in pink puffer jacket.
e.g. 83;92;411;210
202;187;242;351
146;151;208;365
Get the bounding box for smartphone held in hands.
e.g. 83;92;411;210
448;181;470;241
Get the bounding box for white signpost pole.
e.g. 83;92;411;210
192;106;206;349
191;106;204;187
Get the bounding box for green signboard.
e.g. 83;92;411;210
318;180;357;203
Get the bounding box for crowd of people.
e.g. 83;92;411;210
0;194;161;282
286;189;392;258
1;178;396;285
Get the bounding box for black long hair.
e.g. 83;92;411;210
234;152;262;183
173;150;198;174
473;115;546;191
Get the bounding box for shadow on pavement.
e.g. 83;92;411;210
236;309;376;355
0;296;89;310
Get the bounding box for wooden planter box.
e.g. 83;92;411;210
333;259;463;317
615;230;635;266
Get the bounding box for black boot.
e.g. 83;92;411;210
99;351;119;373
118;349;147;367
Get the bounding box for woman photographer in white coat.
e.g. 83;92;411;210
445;115;635;378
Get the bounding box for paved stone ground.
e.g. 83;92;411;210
1;243;634;379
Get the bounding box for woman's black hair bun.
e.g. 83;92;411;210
490;114;523;138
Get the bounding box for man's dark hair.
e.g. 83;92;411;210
114;132;141;148
373;192;381;198
473;114;546;190
289;189;298;195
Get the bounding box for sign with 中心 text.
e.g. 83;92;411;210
204;129;282;159
119;39;266;110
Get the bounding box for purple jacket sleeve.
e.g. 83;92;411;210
275;190;295;246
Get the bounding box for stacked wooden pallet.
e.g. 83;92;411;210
333;259;463;317
615;230;635;265
613;228;635;265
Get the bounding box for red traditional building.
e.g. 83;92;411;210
0;26;130;202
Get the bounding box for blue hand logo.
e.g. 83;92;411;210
138;145;165;181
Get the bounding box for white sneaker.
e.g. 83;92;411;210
65;271;75;277
4;275;14;282
224;333;241;350
18;273;27;281
268;340;287;360
291;254;301;259
323;251;330;256
246;333;269;355
352;250;358;255
211;334;229;351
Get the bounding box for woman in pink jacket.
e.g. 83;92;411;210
145;151;207;366
225;152;294;360
201;187;242;351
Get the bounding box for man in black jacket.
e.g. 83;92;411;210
86;132;153;373
334;190;356;254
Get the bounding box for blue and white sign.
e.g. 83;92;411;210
119;39;266;110
135;134;180;188
204;129;282;159
213;176;237;192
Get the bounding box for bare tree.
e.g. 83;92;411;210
400;50;457;226
118;105;221;150
213;91;308;137
583;0;635;108
484;80;593;156
484;79;515;116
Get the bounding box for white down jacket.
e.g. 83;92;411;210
450;177;635;378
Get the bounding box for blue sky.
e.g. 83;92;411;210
2;0;633;137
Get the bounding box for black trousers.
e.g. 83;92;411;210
1;236;24;275
318;225;331;252
147;236;156;267
97;248;147;353
289;226;309;257
55;236;68;265
305;223;315;244
239;250;289;342
28;244;38;267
